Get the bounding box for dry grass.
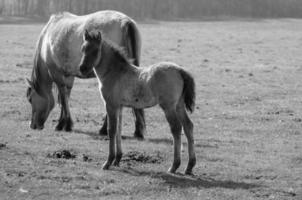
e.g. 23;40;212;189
0;19;302;200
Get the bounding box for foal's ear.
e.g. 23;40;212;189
84;29;90;41
97;31;102;42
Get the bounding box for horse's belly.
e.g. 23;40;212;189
121;84;157;109
123;98;157;109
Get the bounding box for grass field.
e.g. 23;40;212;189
0;19;302;200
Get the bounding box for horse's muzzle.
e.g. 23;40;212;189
30;122;44;130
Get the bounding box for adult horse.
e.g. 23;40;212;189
26;10;146;138
78;31;196;174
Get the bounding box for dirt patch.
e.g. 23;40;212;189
82;154;93;162
47;149;76;159
266;108;294;115
122;151;163;164
0;143;7;150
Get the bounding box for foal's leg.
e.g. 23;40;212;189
55;77;74;132
100;108;146;140
113;107;123;166
102;105;118;170
177;103;196;175
162;106;182;173
100;109;146;140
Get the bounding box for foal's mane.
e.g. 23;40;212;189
101;36;133;66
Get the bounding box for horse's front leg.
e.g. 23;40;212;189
102;105;118;170
55;89;73;131
55;77;74;132
113;107;123;166
133;108;146;139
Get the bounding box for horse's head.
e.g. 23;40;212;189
79;30;103;76
26;79;54;130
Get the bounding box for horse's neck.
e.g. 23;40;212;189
32;63;53;95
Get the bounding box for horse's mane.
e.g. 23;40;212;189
50;11;75;22
31;57;42;94
30;16;54;96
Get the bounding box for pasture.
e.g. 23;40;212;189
0;19;302;199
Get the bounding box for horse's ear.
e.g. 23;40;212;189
84;29;90;41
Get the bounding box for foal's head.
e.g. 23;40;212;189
79;30;102;76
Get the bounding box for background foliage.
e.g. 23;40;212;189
1;0;302;19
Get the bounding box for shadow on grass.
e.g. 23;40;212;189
73;129;104;140
147;138;173;145
115;168;259;190
73;129;220;149
73;129;143;141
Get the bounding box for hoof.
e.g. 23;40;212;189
64;126;72;132
168;167;177;174
64;118;73;132
184;169;193;175
185;158;196;175
168;160;181;174
102;162;111;170
99;127;108;136
113;160;120;167
113;154;122;167
55;121;64;131
133;130;145;140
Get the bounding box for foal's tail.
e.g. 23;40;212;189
123;19;142;66
179;69;196;113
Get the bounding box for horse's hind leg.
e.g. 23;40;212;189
177;102;196;175
162;105;182;173
55;77;74;132
133;108;146;139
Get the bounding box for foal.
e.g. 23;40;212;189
79;31;196;174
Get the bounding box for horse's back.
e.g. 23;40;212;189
40;10;134;76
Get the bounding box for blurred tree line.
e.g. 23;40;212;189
1;0;302;19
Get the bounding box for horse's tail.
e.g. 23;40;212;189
123;19;142;66
179;69;196;113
